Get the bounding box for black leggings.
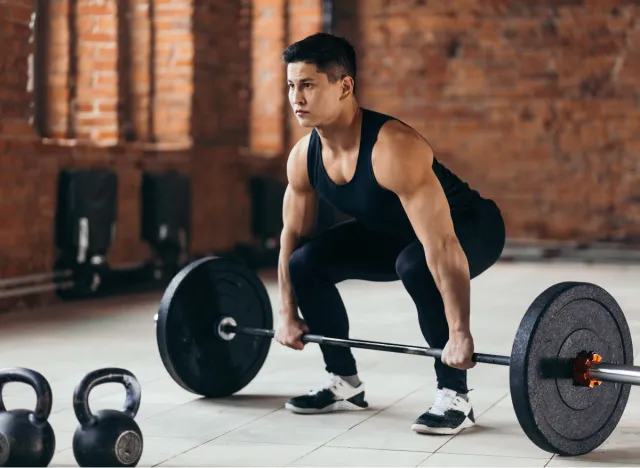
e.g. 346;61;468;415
288;198;506;394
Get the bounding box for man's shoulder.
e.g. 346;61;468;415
289;132;313;160
365;108;415;135
286;132;314;187
378;118;419;142
370;115;436;193
374;118;433;163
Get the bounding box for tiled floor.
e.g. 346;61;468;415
1;260;640;466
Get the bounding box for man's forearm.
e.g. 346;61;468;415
278;229;302;321
425;237;471;335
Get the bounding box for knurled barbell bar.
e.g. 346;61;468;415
215;316;639;386
214;315;512;365
154;256;636;457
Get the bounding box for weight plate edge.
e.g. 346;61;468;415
155;256;219;395
510;281;585;455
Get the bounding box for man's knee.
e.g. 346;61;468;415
289;245;311;281
289;243;326;283
395;243;430;287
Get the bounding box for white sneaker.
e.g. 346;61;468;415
411;388;475;435
284;374;369;414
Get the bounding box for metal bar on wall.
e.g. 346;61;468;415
0;270;73;289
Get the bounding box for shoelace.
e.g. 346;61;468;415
308;374;343;395
429;389;457;416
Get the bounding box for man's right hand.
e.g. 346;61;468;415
275;315;309;350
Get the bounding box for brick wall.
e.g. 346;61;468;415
190;0;254;252
0;0;33;139
1;0;639;310
250;0;321;155
0;0;42;284
0;0;262;311
333;1;640;242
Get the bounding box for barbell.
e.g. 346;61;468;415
154;256;637;457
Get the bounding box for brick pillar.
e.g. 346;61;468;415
37;0;71;138
286;0;323;149
74;0;119;144
250;0;286;157
153;0;193;146
128;0;151;141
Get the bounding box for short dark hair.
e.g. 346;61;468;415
282;33;357;84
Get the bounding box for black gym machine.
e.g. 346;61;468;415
0;172;300;302
0;169;192;302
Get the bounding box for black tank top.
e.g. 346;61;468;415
307;108;482;237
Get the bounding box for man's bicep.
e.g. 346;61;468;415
282;183;318;237
282;137;318;236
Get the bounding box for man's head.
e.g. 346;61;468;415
282;33;357;127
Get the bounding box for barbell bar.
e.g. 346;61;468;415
154;256;635;458
215;317;640;387
588;363;640;386
215;316;512;365
158;309;640;388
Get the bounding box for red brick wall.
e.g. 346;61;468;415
0;0;44;287
0;0;258;311
0;0;34;139
189;0;254;251
1;0;639;310
38;0;70;138
250;0;321;156
251;0;286;156
286;0;322;149
333;1;640;242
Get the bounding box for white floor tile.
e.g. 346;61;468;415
157;439;316;467
420;453;549;467
217;407;373;446
51;435;204;467
0;261;638;466
290;446;429;467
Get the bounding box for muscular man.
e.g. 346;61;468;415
274;33;506;435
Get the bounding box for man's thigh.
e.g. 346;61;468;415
453;199;506;279
292;219;409;283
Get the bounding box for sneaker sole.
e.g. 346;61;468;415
285;399;368;414
411;418;475;435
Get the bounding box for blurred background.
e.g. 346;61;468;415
0;0;638;312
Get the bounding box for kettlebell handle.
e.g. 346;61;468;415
73;368;141;428
0;367;53;423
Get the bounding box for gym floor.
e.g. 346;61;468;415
1;260;639;467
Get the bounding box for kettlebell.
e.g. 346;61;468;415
0;367;55;467
72;368;143;467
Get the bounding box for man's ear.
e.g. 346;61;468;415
340;76;355;99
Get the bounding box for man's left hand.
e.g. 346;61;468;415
441;331;476;370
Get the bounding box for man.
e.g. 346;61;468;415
274;32;506;435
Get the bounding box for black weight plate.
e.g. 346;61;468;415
510;282;633;456
156;256;273;397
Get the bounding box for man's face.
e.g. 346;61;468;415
287;62;344;128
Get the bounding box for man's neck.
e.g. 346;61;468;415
315;102;362;153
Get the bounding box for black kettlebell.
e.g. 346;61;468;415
0;367;55;467
72;368;143;467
